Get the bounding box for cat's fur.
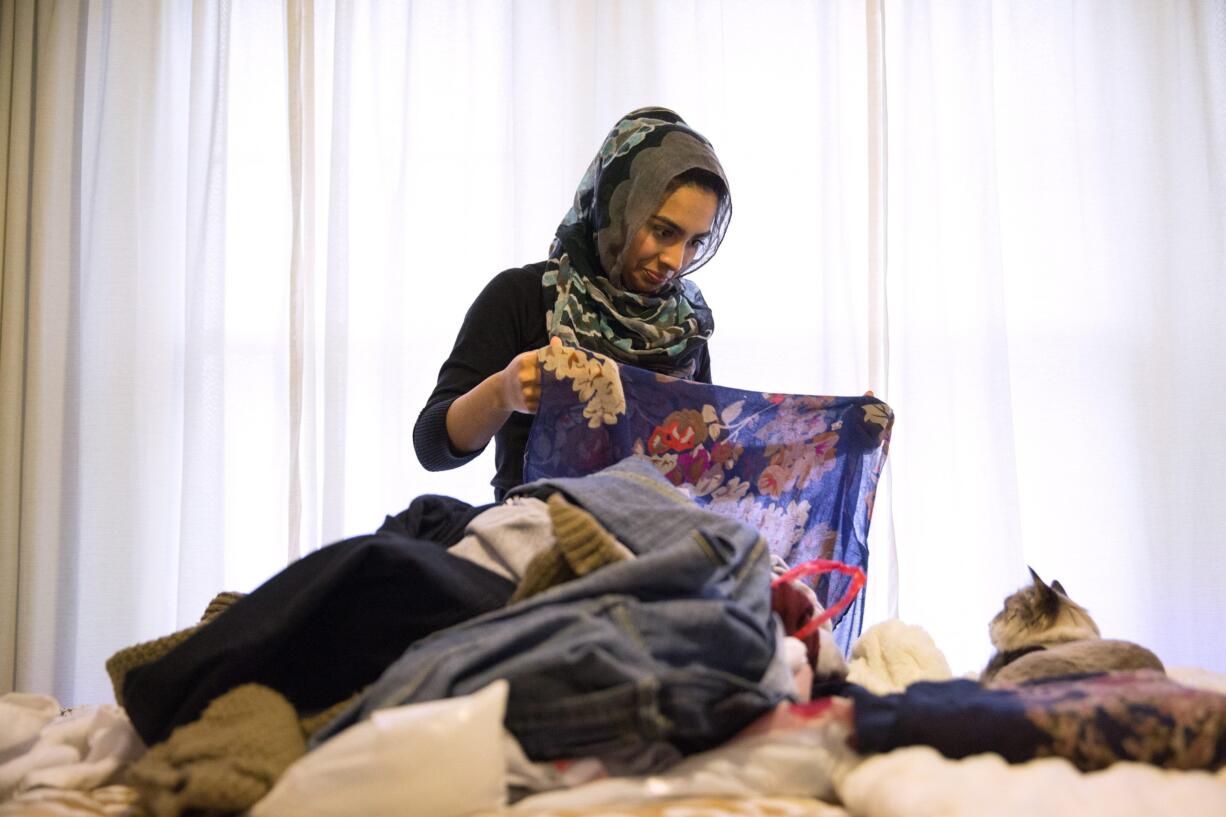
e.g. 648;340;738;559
981;567;1164;686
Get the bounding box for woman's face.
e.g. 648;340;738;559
619;184;719;294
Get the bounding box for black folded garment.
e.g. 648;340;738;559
118;517;514;747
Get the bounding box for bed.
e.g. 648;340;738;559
5;639;1225;817
3;349;1224;817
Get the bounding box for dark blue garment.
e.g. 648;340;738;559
845;672;1226;771
846;680;1048;763
377;492;494;546
120;528;515;746
313;457;791;761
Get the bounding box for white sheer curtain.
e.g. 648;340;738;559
1;0;1221;707
882;0;1226;673
3;0;873;706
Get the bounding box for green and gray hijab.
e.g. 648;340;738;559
545;108;731;379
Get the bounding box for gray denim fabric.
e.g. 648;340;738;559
313;456;789;760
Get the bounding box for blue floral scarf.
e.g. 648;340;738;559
525;345;894;652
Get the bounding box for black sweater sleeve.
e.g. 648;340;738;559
694;344;712;384
414;263;714;496
413;265;549;473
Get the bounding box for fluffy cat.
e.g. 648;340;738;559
981;567;1164;686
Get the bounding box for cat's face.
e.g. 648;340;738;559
988;567;1101;651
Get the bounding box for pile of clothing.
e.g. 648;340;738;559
43;456;840;816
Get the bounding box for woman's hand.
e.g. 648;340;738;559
498;350;540;414
499;337;562;413
445;337;562;454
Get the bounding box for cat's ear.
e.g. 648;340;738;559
1051;579;1068;597
1029;566;1060;612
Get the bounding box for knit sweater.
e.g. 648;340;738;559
413;264;713;499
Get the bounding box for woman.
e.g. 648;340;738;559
414;107;732;499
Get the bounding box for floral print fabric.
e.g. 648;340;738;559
525;344;894;652
848;671;1226;771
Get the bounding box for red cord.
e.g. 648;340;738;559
771;559;866;641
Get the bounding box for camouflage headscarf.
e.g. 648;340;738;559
544;108;731;378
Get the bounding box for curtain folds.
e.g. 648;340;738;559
177;0;229;631
285;0;311;565
861;0;898;625
1;0;1222;705
0;0;36;693
1;0;90;698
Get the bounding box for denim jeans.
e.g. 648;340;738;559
314;457;791;761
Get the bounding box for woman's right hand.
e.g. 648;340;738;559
445;337;563;454
499;336;562;414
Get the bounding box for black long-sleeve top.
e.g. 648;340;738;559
413;263;713;499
